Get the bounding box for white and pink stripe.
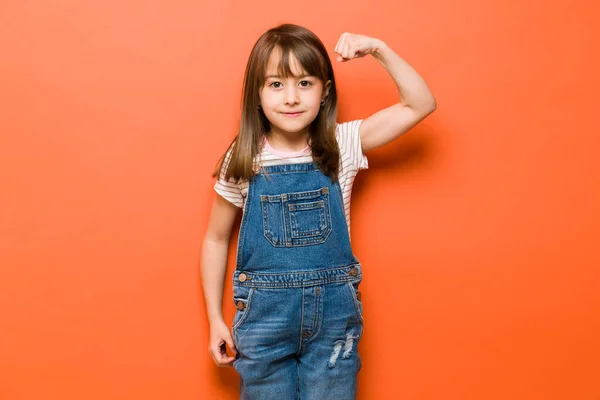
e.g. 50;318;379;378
214;120;368;239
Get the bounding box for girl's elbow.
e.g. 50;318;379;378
424;97;437;114
417;99;436;117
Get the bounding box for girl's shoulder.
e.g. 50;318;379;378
335;119;369;171
335;119;363;139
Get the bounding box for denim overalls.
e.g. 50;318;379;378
231;161;364;400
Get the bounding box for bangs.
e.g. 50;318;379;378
260;41;327;84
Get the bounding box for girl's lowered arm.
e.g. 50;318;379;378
201;194;240;325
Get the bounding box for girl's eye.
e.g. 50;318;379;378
268;81;313;89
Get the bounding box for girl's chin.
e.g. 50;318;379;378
270;126;310;134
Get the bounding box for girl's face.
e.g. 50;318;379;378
259;48;330;138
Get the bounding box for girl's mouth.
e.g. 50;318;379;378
282;112;304;118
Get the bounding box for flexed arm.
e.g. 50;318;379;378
334;32;437;153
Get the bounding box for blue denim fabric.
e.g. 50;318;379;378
231;162;364;400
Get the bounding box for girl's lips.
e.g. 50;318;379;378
282;112;304;117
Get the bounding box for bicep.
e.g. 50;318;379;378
359;103;434;153
205;193;241;243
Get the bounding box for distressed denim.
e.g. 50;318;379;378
231;162;364;400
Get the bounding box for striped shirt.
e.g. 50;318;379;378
214;120;368;239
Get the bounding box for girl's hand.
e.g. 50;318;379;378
208;320;237;367
334;32;384;62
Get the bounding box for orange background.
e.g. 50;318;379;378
1;0;599;399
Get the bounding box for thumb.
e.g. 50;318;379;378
225;332;237;355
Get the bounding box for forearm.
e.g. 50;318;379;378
200;237;230;325
372;40;436;110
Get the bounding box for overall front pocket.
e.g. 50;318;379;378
261;187;333;247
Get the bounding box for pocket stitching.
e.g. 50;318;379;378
261;200;280;247
261;188;332;247
345;281;364;324
290;200;327;238
232;287;255;331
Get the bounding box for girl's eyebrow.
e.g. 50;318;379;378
265;74;312;79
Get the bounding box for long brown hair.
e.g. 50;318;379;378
212;23;340;184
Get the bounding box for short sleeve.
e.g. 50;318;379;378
336;119;369;170
213;148;244;208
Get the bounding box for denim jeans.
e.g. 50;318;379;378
231;162;364;400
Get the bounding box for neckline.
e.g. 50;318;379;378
263;135;311;158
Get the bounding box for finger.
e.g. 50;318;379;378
216;342;236;367
210;341;228;362
225;335;237;355
219;340;238;362
344;39;357;60
337;48;349;62
342;41;351;59
219;357;236;367
343;35;353;57
334;32;347;54
209;345;220;365
215;354;236;367
338;53;350;62
219;341;228;357
334;34;343;54
336;34;347;59
344;40;358;60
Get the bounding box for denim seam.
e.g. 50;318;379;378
297;288;305;355
345;282;364;325
235;175;253;270
234;275;360;289
232;287;255;332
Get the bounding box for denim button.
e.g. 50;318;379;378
315;287;321;295
349;268;358;276
236;301;246;310
239;273;247;282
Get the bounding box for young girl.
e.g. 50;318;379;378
201;23;435;399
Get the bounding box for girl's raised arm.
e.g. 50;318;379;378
334;32;437;153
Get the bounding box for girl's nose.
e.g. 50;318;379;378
284;87;299;105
